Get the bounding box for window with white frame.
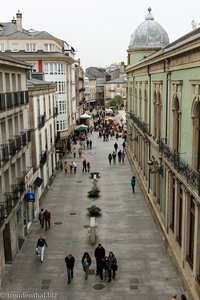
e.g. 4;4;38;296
44;43;55;52
0;43;5;52
56;81;66;94
44;63;66;75
11;43;19;52
59;100;66;114
25;43;36;52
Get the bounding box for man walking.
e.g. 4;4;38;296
43;208;51;231
94;243;105;276
65;253;75;284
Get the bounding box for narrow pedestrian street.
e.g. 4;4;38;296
1;116;186;300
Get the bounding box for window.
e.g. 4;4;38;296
170;177;175;232
177;186;183;245
44;43;55;52
188;198;195;267
173;97;180;152
32;63;37;72
12;43;19;52
44;63;66;75
25;43;36;52
0;43;5;52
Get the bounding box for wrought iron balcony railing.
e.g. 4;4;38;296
158;138;200;195
0;91;29;112
128;112;151;136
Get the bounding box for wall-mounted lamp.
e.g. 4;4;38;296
147;160;163;176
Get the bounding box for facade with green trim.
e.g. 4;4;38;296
126;8;200;300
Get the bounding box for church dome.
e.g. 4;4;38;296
129;8;169;50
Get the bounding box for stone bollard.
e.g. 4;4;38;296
89;217;97;245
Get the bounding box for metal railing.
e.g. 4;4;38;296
158;138;200;195
128;112;151;136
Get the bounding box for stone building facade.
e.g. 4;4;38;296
0;53;31;288
126;8;200;300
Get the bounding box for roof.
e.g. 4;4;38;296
0;51;31;68
106;77;126;84
129;8;169;50
0;22;57;40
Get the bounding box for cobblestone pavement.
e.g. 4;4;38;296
0;119;186;300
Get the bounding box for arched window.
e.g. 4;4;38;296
192;100;200;170
173;96;180;152
134;87;138;115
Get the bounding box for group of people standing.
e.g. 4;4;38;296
64;244;117;284
94;244;117;282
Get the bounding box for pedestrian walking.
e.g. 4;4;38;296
121;150;125;163
38;208;44;229
112;151;116;164
181;295;187;300
36;234;48;263
117;150;122;162
131;176;136;193
73;148;76;158
70;162;73;173
107;251;117;282
171;294;177;300
86;161;90;173
114;142;118;152
102;256;109;280
108;153;112;165
59;162;63;171
43;208;51;231
122;140;126;150
72;161;77;173
64;161;68;173
81;252;92;280
89;140;92;149
78;148;82;158
65;253;75;284
94;243;105;276
82;159;87;172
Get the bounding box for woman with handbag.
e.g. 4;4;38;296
81;252;92;280
107;251;117;282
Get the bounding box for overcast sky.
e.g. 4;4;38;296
1;0;200;70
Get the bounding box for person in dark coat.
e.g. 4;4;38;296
107;251;117;282
38;208;44;229
36;234;48;263
65;253;75;284
108;153;112;165
43;208;51;231
131;176;136;193
94;243;105;276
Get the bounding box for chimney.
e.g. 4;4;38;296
16;10;22;31
11;17;17;24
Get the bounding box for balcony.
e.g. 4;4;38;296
158;138;200;195
5;191;19;209
128;112;150;136
0;144;9;165
0;91;29;112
